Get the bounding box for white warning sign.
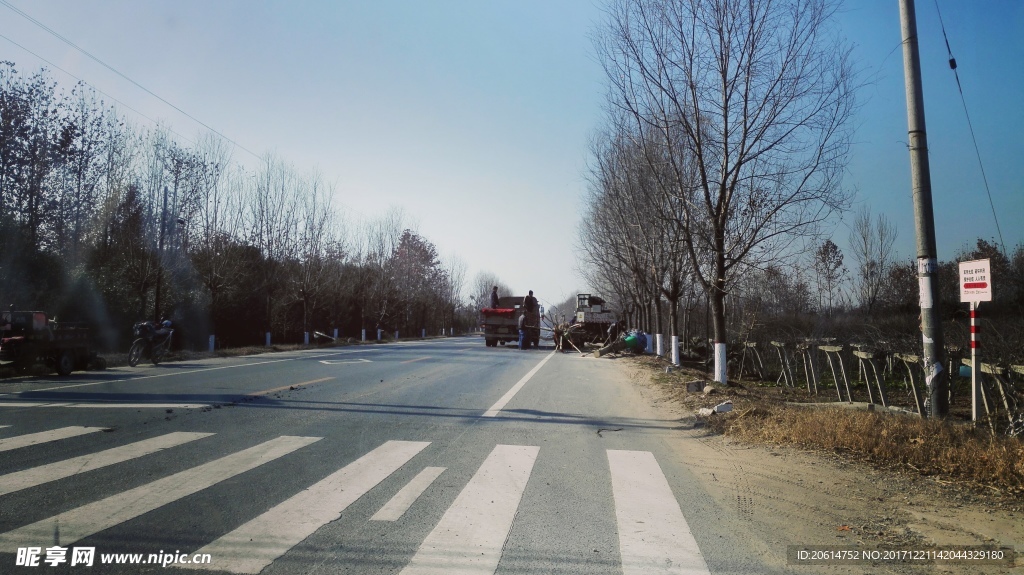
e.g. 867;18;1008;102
959;259;992;303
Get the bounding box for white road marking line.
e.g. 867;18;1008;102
607;450;711;575
0;426;107;453
0;402;207;409
318;358;372;365
0;435;320;549
370;466;446;522
0;432;214;497
482;351;555;417
399;444;539;575
185;440;430;574
66;403;209;409
0;402;60;407
31;357;298;392
11;339;461;393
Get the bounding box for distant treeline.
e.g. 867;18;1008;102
0;63;470;350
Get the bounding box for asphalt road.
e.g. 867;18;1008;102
0;337;766;574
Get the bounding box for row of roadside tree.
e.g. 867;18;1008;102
577;0;1024;376
0;63;469;351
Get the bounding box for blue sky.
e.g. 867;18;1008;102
1;1;1021;307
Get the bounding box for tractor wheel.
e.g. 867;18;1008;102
56;351;75;376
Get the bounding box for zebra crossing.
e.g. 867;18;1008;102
0;424;710;574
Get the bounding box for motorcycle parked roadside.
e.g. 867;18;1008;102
128;320;173;367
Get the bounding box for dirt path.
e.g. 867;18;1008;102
615;359;1023;574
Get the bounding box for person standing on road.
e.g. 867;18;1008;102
490;286;500;309
518;313;527;350
522;291;537;348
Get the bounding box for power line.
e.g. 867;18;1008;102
0;31;197;148
0;0;261;161
1;3;380;228
932;0;1007;255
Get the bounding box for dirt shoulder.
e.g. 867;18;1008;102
611;355;1023;574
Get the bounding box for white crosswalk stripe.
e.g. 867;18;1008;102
185;440;430;574
0;425;708;574
370;466;446;522
0;432;214;497
0;426;107;452
399;444;539;575
608;450;711;575
0;435;320;549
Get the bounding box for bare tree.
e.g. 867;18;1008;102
582;122;701;340
440;255;467;332
813;238;847;316
289;170;340;340
358;207;409;333
848;206;897;315
190;138;245;337
52;84;111;270
249;154;300;339
596;0;856;382
471;271;514;309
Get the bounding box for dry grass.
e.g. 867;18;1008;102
717;404;1024;495
629;354;1024;497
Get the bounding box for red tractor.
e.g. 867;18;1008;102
0;306;105;375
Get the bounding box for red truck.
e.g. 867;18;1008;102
480;296;541;348
0;307;104;375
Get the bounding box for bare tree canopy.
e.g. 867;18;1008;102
0;64;473;348
594;0;857;381
849;205;898;315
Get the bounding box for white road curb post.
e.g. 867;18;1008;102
714;343;727;383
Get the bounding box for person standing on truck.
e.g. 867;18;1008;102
490;286;500;309
522;290;537;313
518;313;527;350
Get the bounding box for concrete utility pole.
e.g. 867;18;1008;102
899;0;948;418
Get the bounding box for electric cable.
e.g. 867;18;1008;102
932;0;1007;255
0;0;261;161
0;31;196;148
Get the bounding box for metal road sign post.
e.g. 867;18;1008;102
960;258;992;423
